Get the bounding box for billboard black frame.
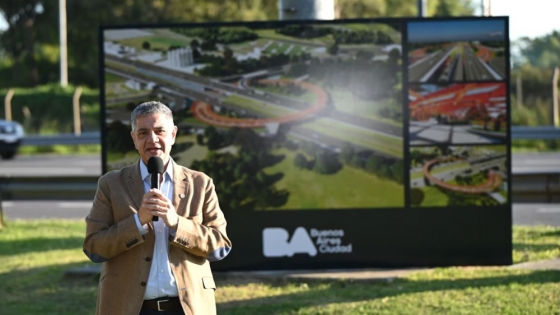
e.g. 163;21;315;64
99;16;512;271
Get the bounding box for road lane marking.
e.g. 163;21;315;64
537;207;560;213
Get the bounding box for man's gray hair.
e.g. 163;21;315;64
130;101;174;131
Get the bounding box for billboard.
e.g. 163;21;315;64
100;17;511;270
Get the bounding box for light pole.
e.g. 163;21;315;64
59;0;68;87
418;0;428;17
482;0;492;16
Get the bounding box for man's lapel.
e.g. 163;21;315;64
126;159;145;210
172;160;189;216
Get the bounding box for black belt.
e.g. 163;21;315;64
142;297;182;312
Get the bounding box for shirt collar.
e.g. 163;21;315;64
139;158;174;182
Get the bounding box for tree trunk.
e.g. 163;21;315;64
24;16;39;87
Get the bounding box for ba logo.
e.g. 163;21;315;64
262;227;317;257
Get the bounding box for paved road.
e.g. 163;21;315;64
1;200;558;226
0;154;102;177
511;152;560;174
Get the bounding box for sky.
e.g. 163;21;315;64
476;0;558;40
408;20;505;43
0;0;558;41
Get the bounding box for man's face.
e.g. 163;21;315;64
130;113;177;166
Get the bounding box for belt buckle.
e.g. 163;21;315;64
157;299;169;312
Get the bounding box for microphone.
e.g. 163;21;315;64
147;156;164;221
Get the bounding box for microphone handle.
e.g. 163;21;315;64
151;173;160;221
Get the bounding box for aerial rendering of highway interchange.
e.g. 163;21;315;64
407;19;509;207
103;22;406;210
407;19;506;83
102;18;510;210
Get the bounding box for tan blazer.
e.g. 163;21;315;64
83;159;232;315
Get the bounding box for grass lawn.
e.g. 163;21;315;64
255;29;332;46
104;72;125;83
414;184;507;207
300;118;403;158
171;134;208;168
328;88;402;128
18;144;101;156
263;148;404;209
429;161;471;175
0;220;559;314
118;35;189;51
225;94;290;117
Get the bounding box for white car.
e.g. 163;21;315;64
0;119;24;160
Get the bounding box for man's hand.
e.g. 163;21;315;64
138;189;179;228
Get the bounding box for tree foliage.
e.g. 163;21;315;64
0;0;478;88
517;31;560;68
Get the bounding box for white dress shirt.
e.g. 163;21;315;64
134;160;179;300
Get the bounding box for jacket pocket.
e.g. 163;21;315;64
202;277;216;290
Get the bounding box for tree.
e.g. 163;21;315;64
196;133;204;145
0;0;477;88
340;145;355;164
432;0;475;16
0;0;48;86
517;31;560;68
107;120;135;154
410;188;425;206
392;159;404;184
365;155;380;173
142;41;151;50
294;153;308;169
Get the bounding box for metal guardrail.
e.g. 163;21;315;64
0;176;98;200
22;132;100;146
511;173;560;203
511;126;560;140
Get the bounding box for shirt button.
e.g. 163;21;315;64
145;257;151;262
141;282;146;286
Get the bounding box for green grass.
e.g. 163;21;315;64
255;29;333;46
254;85;318;103
263;148;404;209
18;144;101;155
429;161;470;175
225;94;292;117
118;35;189;51
0;220;98;314
0;220;559;314
413;183;508;207
229;38;271;54
328;87;402;128
104;72;125;83
301;118;403;158
172;134;209;168
416;186;449;207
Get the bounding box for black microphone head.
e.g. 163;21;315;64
147;156;164;174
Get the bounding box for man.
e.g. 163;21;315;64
83;101;232;315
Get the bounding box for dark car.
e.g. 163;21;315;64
0;119;24;160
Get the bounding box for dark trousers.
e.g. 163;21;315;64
139;308;185;315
